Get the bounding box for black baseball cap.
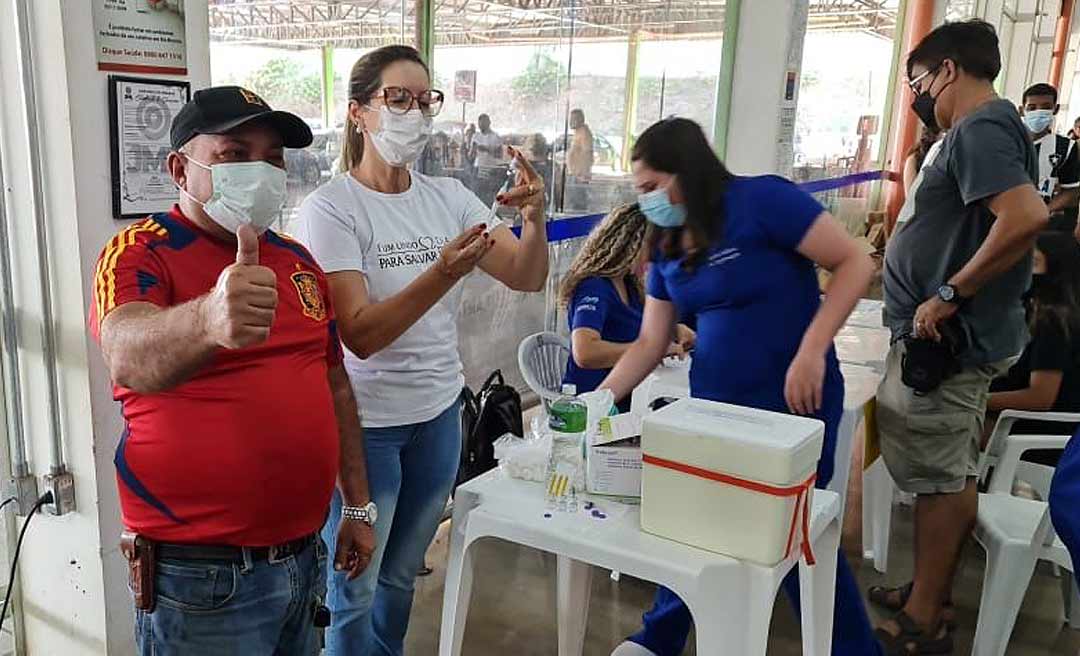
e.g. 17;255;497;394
170;86;313;150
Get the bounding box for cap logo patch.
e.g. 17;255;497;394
238;88;266;107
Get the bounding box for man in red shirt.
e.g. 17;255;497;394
91;86;376;655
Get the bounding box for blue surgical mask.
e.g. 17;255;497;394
638;186;687;228
1024;109;1055;134
180;157;287;234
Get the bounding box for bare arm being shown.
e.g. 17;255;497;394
914;183;1049;341
330;228;491;359
988;370;1063;412
572;327;686;370
479;148;550;292
597;298;678;403
100;225;277;393
327;364;375;580
785;213;874;415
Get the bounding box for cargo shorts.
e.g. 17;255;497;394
876;340;1010;495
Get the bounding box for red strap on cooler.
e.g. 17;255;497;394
642;454;819;565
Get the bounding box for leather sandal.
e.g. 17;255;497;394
874;611;953;656
867;582;957;631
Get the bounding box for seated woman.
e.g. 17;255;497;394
560;204;692;411
988;231;1080;464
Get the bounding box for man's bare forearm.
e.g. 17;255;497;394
329;365;370;507
1048;188;1080;214
100;300;217;393
951;191;1048;297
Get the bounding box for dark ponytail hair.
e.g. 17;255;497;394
340;45;429;172
631;118;733;268
1032;231;1080;343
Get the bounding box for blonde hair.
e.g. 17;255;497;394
558;204;647;309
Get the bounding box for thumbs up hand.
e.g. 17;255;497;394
201;224;278;349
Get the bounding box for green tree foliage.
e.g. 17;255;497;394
510;51;565;102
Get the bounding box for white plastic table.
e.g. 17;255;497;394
844;299;886;330
834;325;890;374
439;471;842;656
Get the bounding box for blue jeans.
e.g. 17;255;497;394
322;399;462;656
1050;429;1080;588
134;538;327;655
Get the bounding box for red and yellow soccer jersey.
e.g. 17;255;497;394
90;206;344;547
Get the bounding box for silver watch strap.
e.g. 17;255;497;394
342;505;369;522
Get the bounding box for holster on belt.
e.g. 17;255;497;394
120;531;157;612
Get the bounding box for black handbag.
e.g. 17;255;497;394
902;318;969;396
456;370;524;489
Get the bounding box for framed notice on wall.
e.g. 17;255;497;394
454;70;477;103
93;0;187;75
108;76;190;220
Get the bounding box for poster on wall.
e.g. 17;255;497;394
108;76;190;220
454;71;477;103
93;0;187;75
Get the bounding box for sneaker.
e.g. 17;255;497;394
611;641;658;656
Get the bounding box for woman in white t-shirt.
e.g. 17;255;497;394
293;45;548;656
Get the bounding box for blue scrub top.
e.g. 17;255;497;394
564;276;644;397
647;175;844;481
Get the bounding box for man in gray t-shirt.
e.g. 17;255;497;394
884;98;1037;363
873;20;1048;652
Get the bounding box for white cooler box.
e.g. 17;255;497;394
640;398;824;565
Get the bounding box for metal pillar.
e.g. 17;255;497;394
713;0;742;159
415;0;435;66
884;0;936;232
1051;0;1075;88
620;31;641;173
321;43;335;130
872;0;909;210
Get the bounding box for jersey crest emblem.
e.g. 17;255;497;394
291;271;326;321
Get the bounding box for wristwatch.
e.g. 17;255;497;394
342;501;378;527
937;284;967;305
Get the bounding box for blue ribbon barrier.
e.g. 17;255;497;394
511;169;887;242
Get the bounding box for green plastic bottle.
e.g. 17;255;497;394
548;384;588;436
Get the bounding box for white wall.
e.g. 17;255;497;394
0;1;209;654
725;0;809;175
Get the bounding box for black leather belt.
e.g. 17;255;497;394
157;533;315;563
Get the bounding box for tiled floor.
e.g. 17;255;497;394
400;500;1080;655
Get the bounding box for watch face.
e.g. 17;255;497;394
939;285;955;302
366;502;378;524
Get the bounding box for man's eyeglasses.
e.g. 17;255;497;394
907;65;940;95
377;86;445;117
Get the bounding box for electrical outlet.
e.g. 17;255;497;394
6;474;39;516
42;471;76;516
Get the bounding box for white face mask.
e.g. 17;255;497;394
180;157;287;235
364;106;432;167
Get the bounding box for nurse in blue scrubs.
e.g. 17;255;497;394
599;118;880;656
1050;429;1080;589
559;204;694;411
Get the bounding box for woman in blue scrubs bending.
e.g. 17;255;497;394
560;204;693;411
600;118;879;656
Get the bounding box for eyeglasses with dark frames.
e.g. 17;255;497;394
376;86;445;117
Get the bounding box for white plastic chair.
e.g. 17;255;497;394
976;410;1080;498
972;431;1077;655
863;410;1080;575
518;332;570;407
861;455;896;574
